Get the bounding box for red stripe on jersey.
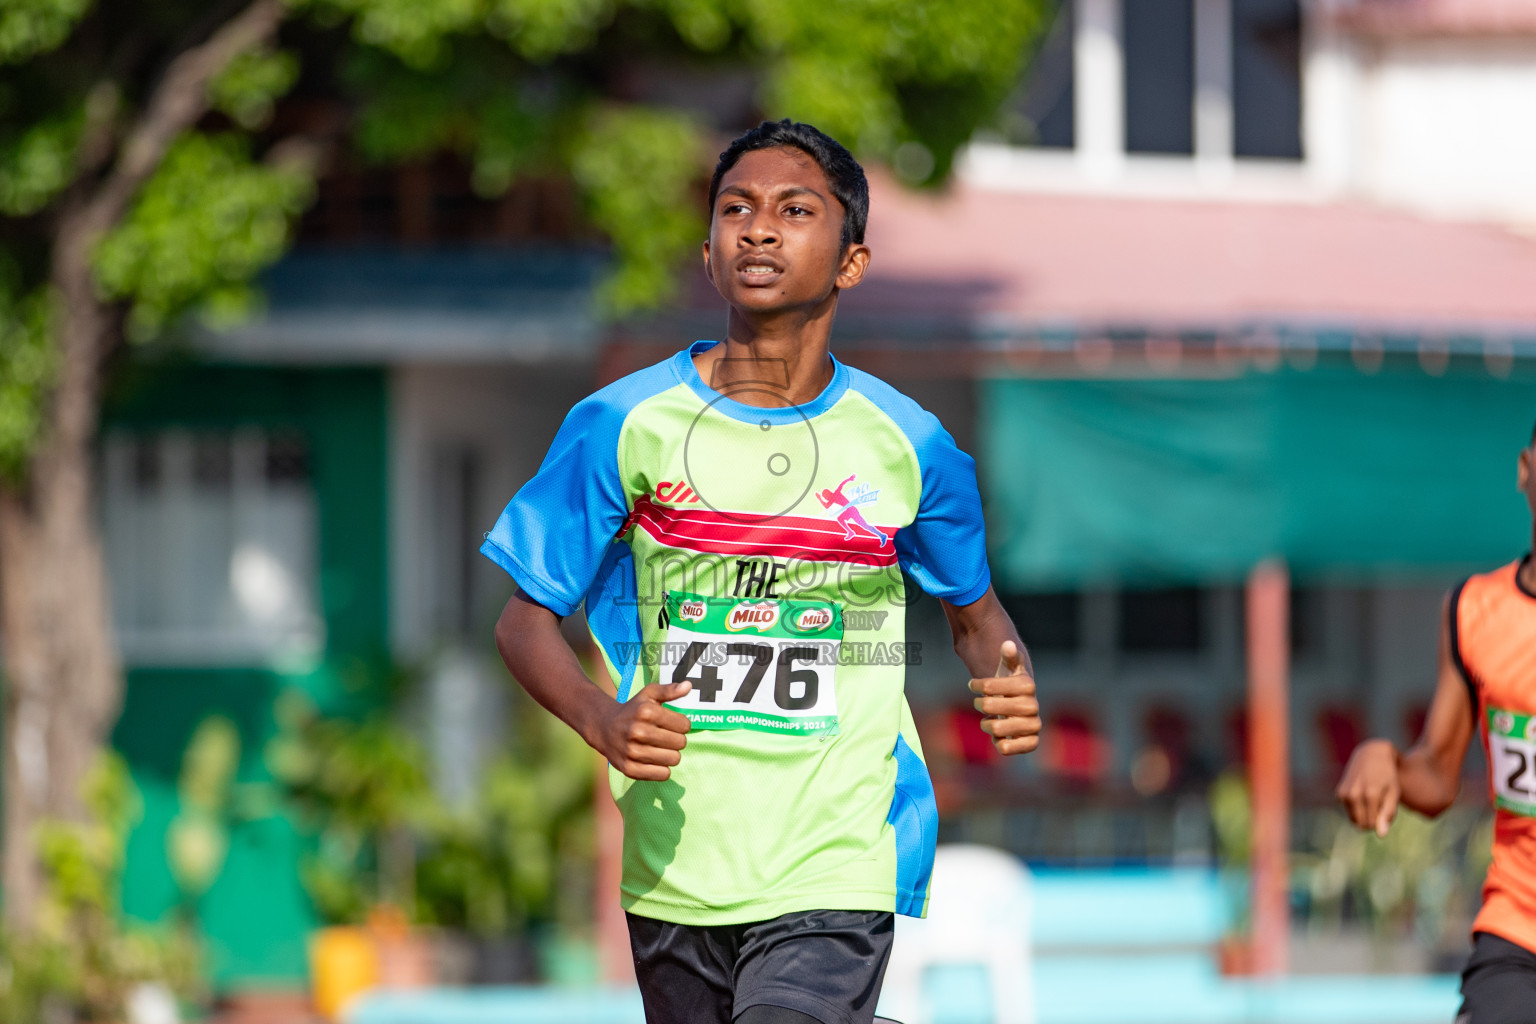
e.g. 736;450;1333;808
621;495;899;566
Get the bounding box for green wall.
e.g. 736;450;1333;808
105;362;389;985
981;362;1536;589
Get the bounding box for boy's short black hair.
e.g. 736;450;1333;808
708;119;869;249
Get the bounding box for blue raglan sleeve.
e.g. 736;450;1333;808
480;395;631;617
895;416;992;606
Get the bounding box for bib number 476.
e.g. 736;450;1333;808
671;641;821;711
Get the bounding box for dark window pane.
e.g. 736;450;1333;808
1233;0;1302;159
132;438;160;492
192;435;232;489
1120;587;1204;652
1289;585;1318;658
1124;0;1194;155
1000;592;1081;651
265;434;311;484
1012;2;1075;148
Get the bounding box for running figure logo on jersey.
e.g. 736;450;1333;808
815;474;889;548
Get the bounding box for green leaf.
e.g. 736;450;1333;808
648;0;732;51
91;132;314;342
762;52;901;157
0;284;56;482
486;0;615;63
0;0;92;64
302;0;486;69
0;109;83;215
208;48;301;130
569;104;705;315
471;91;561;195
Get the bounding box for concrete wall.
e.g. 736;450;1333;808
1354;36;1536;225
389;363;596;656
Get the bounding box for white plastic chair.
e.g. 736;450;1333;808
875;844;1035;1024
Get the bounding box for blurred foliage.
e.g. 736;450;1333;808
0;109;82;216
0;754;202;1024
0;0;1046;467
267;684;597;937
266;690;435;923
166;715;241;913
92;132;314;342
570;106;704;313
1211;770;1494;955
1296;804;1492;952
324;0;1047;312
0;279;54;484
414;704;597;935
0;0;91;65
208;47;302;131
1209;769;1251;869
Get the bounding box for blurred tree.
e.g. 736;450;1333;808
0;0;1044;929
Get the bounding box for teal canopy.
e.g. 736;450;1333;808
979;365;1536;588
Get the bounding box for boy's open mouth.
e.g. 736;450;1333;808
736;255;784;284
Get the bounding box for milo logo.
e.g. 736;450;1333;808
726;601;779;632
795;608;832;633
678;599;707;623
1496;710;1516;735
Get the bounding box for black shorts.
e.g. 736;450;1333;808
1459;931;1536;1024
626;908;895;1024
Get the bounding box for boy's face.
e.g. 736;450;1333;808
704;146;869;317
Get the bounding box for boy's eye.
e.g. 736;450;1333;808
722;202;749;215
785;205;811;216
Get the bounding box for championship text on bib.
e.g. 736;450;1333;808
1489;707;1536;816
660;591;843;736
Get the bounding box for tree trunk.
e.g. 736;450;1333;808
0;0;286;929
0;208;122;928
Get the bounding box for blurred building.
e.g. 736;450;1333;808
101;0;1536;984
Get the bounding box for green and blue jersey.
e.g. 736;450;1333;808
482;340;990;924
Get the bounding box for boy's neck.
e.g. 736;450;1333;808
695;301;839;408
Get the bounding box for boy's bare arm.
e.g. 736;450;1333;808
1337;595;1475;833
494;590;692;781
940;586;1041;756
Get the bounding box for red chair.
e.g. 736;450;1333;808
1316;704;1365;778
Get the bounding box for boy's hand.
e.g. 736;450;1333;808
591;680;693;781
968;641;1041;756
1336;739;1400;837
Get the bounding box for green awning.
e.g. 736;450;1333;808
979;365;1536;588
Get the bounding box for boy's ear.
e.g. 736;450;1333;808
702;238;714;285
835;242;871;291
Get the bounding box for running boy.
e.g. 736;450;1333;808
484;120;1041;1024
1337;423;1536;1023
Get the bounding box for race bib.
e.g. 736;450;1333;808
659;591;842;736
1489;707;1536;815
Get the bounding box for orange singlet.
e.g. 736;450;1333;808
1458;556;1536;954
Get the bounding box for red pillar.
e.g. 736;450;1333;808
1246;560;1290;976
